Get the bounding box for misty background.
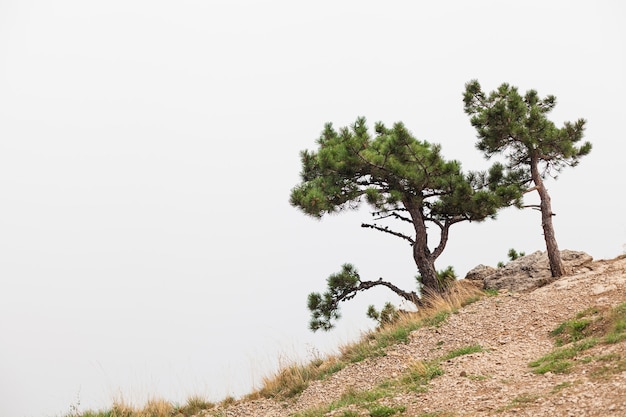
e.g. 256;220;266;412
1;1;625;416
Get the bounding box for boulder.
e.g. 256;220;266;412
464;264;497;289
464;250;593;293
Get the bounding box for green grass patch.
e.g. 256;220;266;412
551;381;572;393
550;318;592;346
510;393;539;405
442;344;484;361
529;338;598;374
368;404;406;417
399;361;444;391
530;302;626;375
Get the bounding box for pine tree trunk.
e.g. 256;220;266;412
530;155;565;277
413;243;440;292
406;201;441;293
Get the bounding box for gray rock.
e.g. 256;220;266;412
464;250;593;293
464;264;497;289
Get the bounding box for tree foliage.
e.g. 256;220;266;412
463;80;591;277
366;302;400;328
292;117;520;331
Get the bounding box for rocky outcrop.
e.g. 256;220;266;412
464;250;593;292
464;264;497;289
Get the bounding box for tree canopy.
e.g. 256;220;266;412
291;117;521;331
463;80;592;277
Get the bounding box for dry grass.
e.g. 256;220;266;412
107;397;175;417
73;394;215;417
141;398;174;417
178;394;215;415
253;355;346;400
419;279;484;313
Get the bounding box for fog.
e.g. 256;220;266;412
0;1;624;416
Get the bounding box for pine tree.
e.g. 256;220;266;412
291;117;520;331
463;80;592;277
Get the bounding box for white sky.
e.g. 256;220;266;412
1;1;624;416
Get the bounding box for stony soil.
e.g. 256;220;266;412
208;256;626;417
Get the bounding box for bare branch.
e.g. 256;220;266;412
361;223;415;245
373;212;413;223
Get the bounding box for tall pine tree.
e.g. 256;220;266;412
463;80;592;277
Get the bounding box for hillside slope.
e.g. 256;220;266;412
212;256;626;417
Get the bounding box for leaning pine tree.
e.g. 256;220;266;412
463;80;592;278
290;117;521;331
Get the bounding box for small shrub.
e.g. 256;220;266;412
416;266;457;291
507;248;525;261
367;302;400;328
497;248;526;267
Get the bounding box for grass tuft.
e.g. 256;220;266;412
368;404;406;416
177;395;215;415
442;344;484;361
400;360;443;391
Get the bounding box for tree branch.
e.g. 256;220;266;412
524;185;540;194
372;211;413;224
431;220;451;260
335;278;421;306
361;223;415;245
